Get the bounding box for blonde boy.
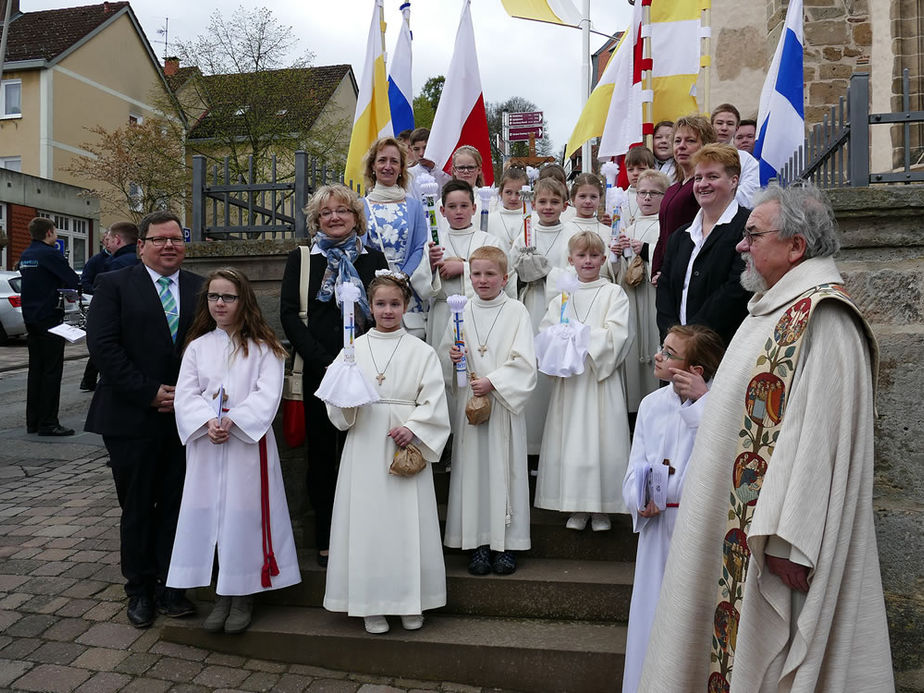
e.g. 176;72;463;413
442;246;536;576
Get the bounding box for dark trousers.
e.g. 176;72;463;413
81;358;98;388
25;325;65;431
304;388;345;551
105;426;185;597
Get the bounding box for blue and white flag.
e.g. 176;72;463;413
388;2;415;135
753;0;804;185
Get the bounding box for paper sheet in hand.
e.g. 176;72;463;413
647;463;669;511
47;323;86;343
635;466;651;511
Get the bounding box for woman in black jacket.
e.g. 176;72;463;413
656;144;752;346
280;184;389;567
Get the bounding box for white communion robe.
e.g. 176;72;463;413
565;216;617;283
487;206;525;252
640;257;894;692
615;212;662;412
424;223;515;347
534;279;632;514
439;293;537;551
620;384;708;693
324;328;451;617
512;221;580;453
168;330;300;596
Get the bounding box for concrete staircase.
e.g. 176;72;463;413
161;464;637;693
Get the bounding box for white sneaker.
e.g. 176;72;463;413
566;512;589;530
591;513;611;532
401;614;424;630
364;615;389;634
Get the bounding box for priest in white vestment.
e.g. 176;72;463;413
640;185;893;692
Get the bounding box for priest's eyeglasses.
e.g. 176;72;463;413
656;345;685;361
741;228;780;244
206;293;239;303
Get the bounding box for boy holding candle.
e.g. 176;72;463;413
441;246;537;576
425;180;514;347
534;232;633;531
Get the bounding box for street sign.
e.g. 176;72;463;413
509;111;542;127
509;126;543;142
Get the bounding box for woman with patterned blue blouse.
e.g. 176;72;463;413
362;137;440;338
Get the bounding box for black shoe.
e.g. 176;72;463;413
493;550;517;575
79;380;96;392
127;594;155;628
38;425;75;437
317;551;329;568
468;545;492;576
156;587;196;618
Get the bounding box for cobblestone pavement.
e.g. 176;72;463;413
0;356;489;693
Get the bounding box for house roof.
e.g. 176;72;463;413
186;64;354;140
3;2;131;63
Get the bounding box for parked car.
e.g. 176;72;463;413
0;270;26;344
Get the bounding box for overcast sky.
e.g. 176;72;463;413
33;0;633;153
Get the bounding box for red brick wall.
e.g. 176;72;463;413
8;203;37;269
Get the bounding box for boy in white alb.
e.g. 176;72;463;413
511;177;579;453
442;246;537;576
425;180;514;347
534;232;632;532
620;324;723;693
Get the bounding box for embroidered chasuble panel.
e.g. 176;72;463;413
707;283;863;692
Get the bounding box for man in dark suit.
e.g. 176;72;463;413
85;211;203;628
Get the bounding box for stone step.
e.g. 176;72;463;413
162;604;626;693
251;554;634;622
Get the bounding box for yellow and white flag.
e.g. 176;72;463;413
649;0;701;124
500;0;582;27
345;0;392;193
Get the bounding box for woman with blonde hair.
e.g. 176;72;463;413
361;137;439;338
279;184;388;567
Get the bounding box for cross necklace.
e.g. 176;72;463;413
367;334;405;385
470;303;505;356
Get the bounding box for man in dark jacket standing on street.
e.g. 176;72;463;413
19;217;80;435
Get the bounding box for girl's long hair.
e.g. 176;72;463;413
184;267;287;359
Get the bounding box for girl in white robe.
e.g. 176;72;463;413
613;169;672;413
535;232;632;531
486;168;530;252
324;272;451;635
441;246;537;576
169;268;300;634
620;324;724;693
566;173;617;283
511;178;579;454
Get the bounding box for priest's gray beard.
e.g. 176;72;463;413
739;253;768;293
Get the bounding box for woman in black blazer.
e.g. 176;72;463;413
280;184;388;566
656;144;753;346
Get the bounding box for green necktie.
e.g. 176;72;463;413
157;276;178;343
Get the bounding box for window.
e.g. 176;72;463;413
0;156;21;172
129;113;143;126
37;211;90;271
1;80;21;118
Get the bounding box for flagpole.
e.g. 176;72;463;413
379;0;387;57
580;0;591;172
701;2;711;115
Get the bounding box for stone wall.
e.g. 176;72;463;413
828;185;924;691
179;199;924;686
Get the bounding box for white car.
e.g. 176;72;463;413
0;270;26;344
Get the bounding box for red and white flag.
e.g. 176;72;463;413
424;0;493;185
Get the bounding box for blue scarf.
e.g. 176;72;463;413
315;232;371;319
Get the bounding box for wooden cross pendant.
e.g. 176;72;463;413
662;458;676;475
478;344;488;356
375;373;386;385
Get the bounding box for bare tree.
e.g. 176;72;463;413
65;118;187;223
